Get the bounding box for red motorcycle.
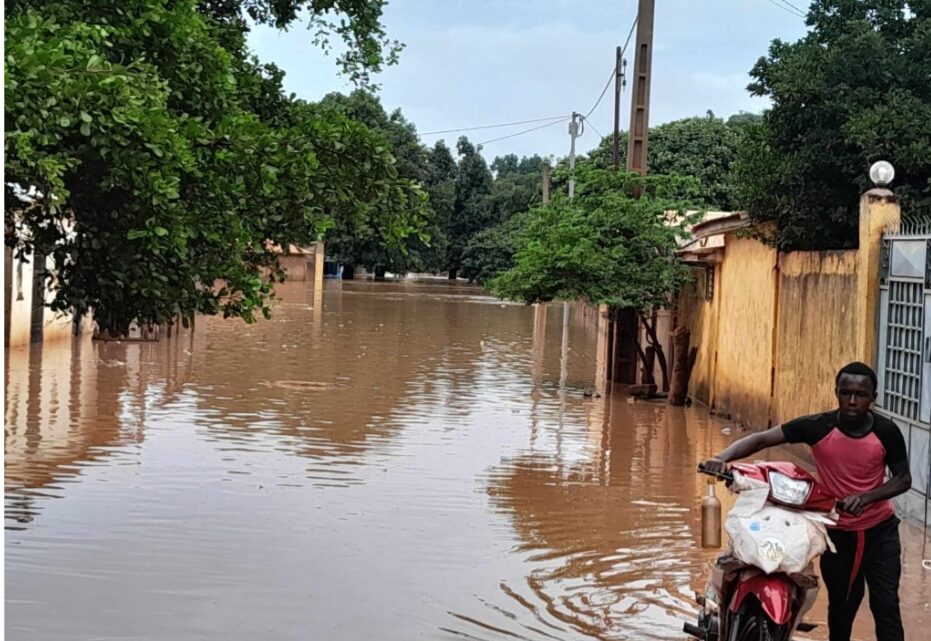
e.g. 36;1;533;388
684;461;838;641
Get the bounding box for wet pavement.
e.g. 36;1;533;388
5;280;930;640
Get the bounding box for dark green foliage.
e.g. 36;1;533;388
460;213;527;285
4;0;424;333
584;115;751;211
488;166;699;309
734;0;931;250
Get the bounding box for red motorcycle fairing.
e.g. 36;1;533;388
728;461;836;512
729;574;794;625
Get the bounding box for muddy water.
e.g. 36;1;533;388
5;281;929;640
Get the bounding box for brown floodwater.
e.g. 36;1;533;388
5;280;929;640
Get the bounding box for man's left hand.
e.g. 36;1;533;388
838;494;868;516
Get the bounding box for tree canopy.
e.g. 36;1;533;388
315;90;438;278
5;0;424;333
734;0;931;249
583;114;754;211
488;166;698;309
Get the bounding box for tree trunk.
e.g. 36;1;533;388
668;326;691;406
634;338;655;385
448;269;458;281
639;313;670;392
374;267;386;281
687;346;698;382
645;346;656;384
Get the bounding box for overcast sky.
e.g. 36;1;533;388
248;0;810;161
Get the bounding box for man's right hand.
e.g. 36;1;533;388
701;458;729;476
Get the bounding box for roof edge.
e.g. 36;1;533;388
689;211;751;238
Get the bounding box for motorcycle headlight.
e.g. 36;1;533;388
769;471;812;506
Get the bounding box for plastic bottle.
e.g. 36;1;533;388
701;479;722;548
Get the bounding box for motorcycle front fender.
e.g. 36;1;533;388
729;574;794;625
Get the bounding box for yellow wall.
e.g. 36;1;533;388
772;251;858;423
677;233;871;428
713;235;778;426
280;255;309;281
6;249;36;347
676;265;719;406
5;249;90;348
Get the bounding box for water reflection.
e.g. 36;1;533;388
5;281;927;641
467;398;726;641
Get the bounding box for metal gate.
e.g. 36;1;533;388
875;225;931;525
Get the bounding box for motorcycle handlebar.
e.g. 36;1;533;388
697;462;734;483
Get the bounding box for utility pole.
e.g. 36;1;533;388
567;112;581;199
542;161;550;204
612;46;626;171
561;112;582;391
626;0;655;175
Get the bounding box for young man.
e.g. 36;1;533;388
702;362;911;641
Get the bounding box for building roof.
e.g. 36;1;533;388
675;211;749;263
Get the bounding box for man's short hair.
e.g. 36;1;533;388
836;361;878;391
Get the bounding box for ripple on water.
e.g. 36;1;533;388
5;283;927;641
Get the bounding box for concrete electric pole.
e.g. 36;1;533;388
626;0;655;175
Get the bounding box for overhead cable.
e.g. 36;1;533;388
418;115;570;137
582;117;606;141
582;13;637;121
764;0;805;18
777;0;807;15
477;116;571;147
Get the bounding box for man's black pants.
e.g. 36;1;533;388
819;516;903;641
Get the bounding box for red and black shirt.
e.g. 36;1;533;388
781;411;908;531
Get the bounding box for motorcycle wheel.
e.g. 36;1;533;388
726;597;789;641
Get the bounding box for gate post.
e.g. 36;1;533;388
856;188;901;365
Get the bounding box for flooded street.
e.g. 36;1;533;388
5;281;929;640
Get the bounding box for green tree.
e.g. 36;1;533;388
314;90;439;278
198;0;403;86
419;140;459;273
457;154;544;284
734;0;931;250
488;154;544;223
444;137;494;279
584;114;749;210
460;212;527;284
489;167;699;390
5;0;422;334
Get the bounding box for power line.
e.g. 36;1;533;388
778;0;806;15
421;13;640;150
418;115;570;137
764;0;805;18
583;14;638;120
582;117;606;141
476;116;571;147
621;14;638;58
583;69;615;119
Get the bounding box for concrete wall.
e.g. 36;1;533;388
677;265;720;406
772;251;858;423
679;241;860;427
6;242;325;348
279;255;310;282
677;190;899;429
712;235;778;425
5;248;36;347
5;248;93;349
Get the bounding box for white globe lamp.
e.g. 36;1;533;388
869;161;895;187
